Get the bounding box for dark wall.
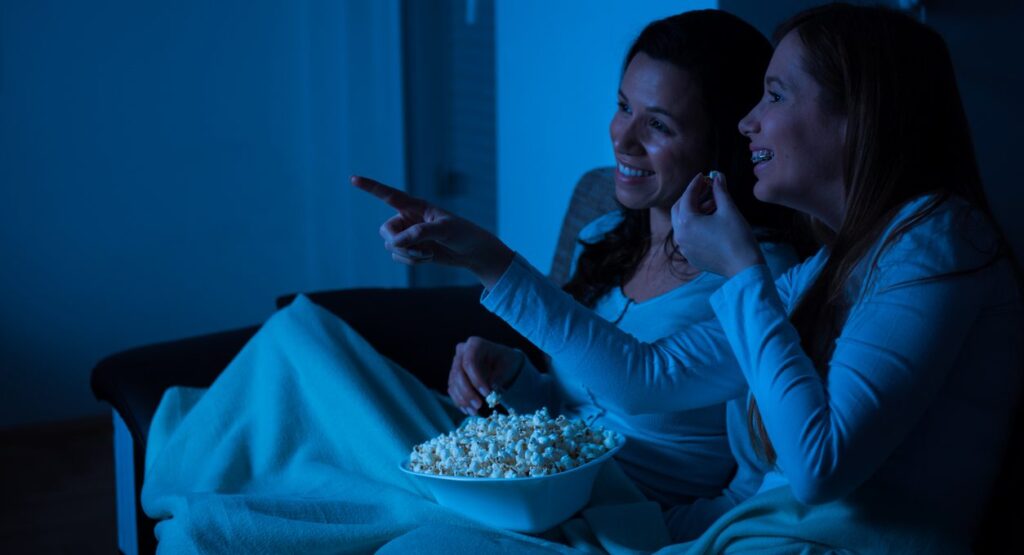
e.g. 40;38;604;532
0;0;407;428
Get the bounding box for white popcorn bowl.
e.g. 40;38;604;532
399;433;624;534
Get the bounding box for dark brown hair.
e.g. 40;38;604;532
563;10;808;307
747;3;1015;464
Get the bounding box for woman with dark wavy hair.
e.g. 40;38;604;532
360;3;1023;551
141;9;807;553
364;9;809;544
438;9;804;522
561;10;806;310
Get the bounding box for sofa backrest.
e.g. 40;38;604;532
549;167;617;286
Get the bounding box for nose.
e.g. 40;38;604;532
610;113;644;155
738;106;759;137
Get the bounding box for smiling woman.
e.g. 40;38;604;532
132;8;809;554
739;35;847;229
359;4;1024;553
610;52;710;213
564;10;810;310
357;9;810;545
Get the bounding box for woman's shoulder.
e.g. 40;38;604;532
881;194;999;263
866;194;1005;288
578;210;626;243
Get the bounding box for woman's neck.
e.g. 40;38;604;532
619;206;698;303
648;206;673;244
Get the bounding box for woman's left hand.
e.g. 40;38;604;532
671;172;764;278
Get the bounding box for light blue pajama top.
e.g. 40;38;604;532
483;195;1023;542
496;210;799;510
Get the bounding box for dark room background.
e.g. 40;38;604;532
2;0;1021;432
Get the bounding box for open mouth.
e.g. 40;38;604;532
617;162;655;177
751;149;774;164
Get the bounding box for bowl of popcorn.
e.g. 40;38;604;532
400;398;624;533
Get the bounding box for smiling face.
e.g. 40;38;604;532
609;53;711;214
738;31;847;230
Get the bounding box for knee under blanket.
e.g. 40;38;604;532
141;295;959;554
141;295;667;554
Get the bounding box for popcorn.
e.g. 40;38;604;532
408;407;618;478
485;390;502;409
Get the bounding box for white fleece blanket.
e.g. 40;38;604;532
140;295;669;554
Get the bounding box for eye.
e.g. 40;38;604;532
767;91;782;103
648;118;670;134
617;100;632;115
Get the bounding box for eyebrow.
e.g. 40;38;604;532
618;89;684;124
766;76;787;90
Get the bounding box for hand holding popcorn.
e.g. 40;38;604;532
448;337;528;415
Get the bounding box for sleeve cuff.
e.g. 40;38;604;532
500;355;551;413
480;253;545;312
709;263;775;315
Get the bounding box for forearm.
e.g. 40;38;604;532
711;262;982;504
500;355;560;414
482;255;746;413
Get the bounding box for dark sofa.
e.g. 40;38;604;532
90;166;1023;554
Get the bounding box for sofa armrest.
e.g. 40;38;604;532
90;325;259;555
90;285;546;555
90;325;259;450
278;286;546;394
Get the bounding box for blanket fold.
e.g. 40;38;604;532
142;295;945;554
142;295;657;554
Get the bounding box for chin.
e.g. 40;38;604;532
614;187;649;210
752;180;775;203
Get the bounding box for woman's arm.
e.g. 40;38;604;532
353;173;803;415
711;203;1002;504
351;176;514;287
482;254;748;414
479;214;808;416
499;353;559;414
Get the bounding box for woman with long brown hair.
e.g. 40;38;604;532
359;3;1022;550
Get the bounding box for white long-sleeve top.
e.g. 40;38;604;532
499;211;798;507
483;195;1023;540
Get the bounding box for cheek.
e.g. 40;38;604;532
795;124;844;187
658;141;703;180
647;143;678;179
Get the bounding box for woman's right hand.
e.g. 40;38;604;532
351;176;515;288
448;337;526;415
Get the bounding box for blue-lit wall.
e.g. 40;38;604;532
0;0;408;428
495;0;716;272
6;0;1019;430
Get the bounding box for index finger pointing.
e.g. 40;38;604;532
350;175;418;209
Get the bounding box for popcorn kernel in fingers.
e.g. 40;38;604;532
485;390;502;408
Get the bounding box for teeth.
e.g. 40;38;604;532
751;149;774;164
618;162;655;177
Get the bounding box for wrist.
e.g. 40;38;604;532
501;349;527;390
727;249;765;278
473;241;515;289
